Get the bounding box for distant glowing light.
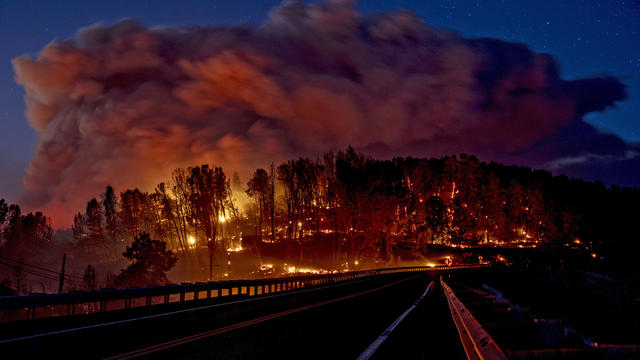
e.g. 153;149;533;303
286;266;325;274
591;253;597;258
219;215;227;223
354;260;359;265
188;235;196;245
227;245;243;252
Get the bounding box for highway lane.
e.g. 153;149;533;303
1;272;463;359
369;279;465;360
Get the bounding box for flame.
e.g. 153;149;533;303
286;266;326;274
188;235;196;245
219;215;227;223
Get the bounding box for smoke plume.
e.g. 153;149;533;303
13;0;629;226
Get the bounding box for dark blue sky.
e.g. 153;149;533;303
1;0;639;201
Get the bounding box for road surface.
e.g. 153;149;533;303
0;272;464;359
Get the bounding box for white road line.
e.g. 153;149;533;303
356;281;433;360
0;273;409;344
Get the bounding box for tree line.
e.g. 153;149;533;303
2;148;640;284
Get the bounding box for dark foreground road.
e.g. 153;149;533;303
0;272;464;359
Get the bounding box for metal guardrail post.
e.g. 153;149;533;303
0;264;489;322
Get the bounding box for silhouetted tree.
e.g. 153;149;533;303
247;168;270;237
185;165;228;252
83;265;96;291
1;205;52;258
72;212;84;244
115;232;177;288
85;198;104;246
0;199;8;229
120;189;148;239
102;185;119;244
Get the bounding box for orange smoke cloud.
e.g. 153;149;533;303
12;0;625;227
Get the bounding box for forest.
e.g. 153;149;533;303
1;148;639;291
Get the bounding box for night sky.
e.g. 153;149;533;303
0;0;639;205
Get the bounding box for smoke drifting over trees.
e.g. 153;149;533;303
11;0;630;226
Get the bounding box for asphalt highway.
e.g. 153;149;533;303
0;272;464;359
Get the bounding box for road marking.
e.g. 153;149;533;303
104;276;421;360
0;273;410;344
355;281;433;360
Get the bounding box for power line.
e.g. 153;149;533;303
0;261;57;282
0;262;82;288
0;255;82;280
0;255;81;278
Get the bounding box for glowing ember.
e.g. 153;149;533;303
227;245;243;252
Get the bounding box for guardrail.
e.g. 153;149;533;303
442;278;508;360
0;264;489;322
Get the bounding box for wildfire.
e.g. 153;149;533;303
227;245;243;252
219;215;227;223
286;266;326;274
188;235;196;246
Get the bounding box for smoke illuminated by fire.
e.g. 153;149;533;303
12;0;625;226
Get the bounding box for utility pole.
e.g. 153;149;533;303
270;163;276;243
207;240;215;281
58;253;66;293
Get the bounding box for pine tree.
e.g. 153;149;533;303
102;185;119;244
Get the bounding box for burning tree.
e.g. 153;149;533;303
246;168;270;238
185;165;229;251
